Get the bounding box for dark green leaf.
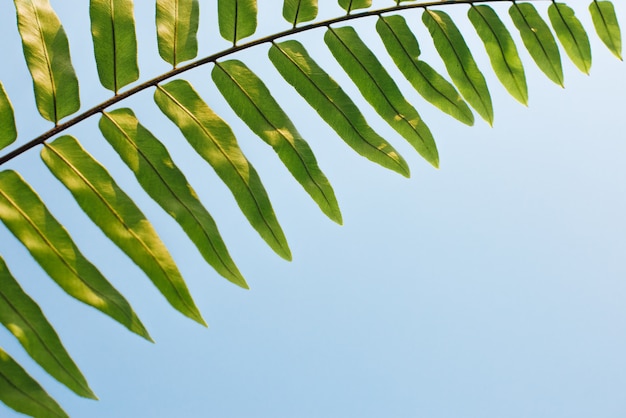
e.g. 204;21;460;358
0;256;95;399
0;347;68;418
422;9;494;125
14;0;80;123
90;0;139;92
548;2;592;74
0;170;151;339
468;5;528;105
0;83;17;150
212;60;342;224
40;136;206;326
218;0;257;44
269;40;410;177
283;0;318;26
154;80;291;260
156;0;200;67
376;15;474;125
338;0;370;13
325;26;439;168
589;1;622;60
99;109;247;289
509;2;564;87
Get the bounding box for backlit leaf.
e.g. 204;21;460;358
0;347;68;418
589;1;622;60
0;257;95;399
269;40;410;177
41;136;206;326
468;5;528;105
282;0;317;26
423;9;494;125
99;109;247;289
338;0;370;13
0;83;17;150
548;2;592;74
154;80;291;260
90;0;139;92
218;0;257;44
325;26;439;168
0;170;150;339
14;0;80;123
509;2;564;87
376;14;475;125
212;60;342;224
156;0;200;67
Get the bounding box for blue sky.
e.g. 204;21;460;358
1;1;625;417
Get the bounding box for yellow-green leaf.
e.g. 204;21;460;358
14;0;80;123
0;347;68;418
41;136;206;326
0;83;17;150
423;9;494;125
99;109;248;289
0;256;95;399
90;0;139;92
325;26;439;168
0;170;151;339
212;60;342;224
282;0;318;26
156;0;200;67
338;0;370;13
548;2;592;74
589;1;622;60
218;0;257;44
154;80;291;260
269;40;410;177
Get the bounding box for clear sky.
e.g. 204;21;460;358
0;1;625;417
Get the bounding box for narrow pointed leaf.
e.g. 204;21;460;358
325;26;439;168
154;80;291;260
0;170;150;339
90;0;139;92
338;0;371;13
468;5;528;105
218;0;257;44
156;0;200;67
0;347;68;418
13;0;80;123
589;1;622;60
40;136;206;326
376;15;475;125
212;60;342;224
422;9;494;125
548;3;592;74
283;0;318;26
509;3;564;87
0;83;17;150
0;257;95;399
269;40;410;177
99;109;247;289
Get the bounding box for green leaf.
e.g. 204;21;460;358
218;0;257;44
154;80;291;260
13;0;80;124
422;9;494;125
99;109;247;289
589;1;622;60
509;2;564;87
40;136;206;326
156;0;200;67
283;0;318;26
0;170;150;339
0;83;17;150
89;0;139;93
269;40;410;177
325;26;439;168
338;0;371;13
0;347;68;418
0;256;95;399
468;5;528;105
548;2;592;74
376;15;475;125
212;60;342;225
